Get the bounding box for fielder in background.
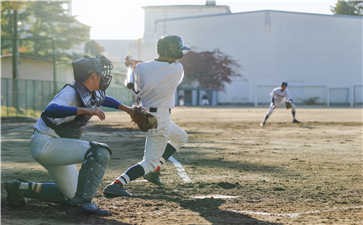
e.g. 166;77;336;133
260;82;301;127
103;35;189;197
4;55;133;216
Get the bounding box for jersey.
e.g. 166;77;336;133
34;85;81;136
134;60;184;108
270;87;292;106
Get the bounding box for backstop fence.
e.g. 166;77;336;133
1;78;133;117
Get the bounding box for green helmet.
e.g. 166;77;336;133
157;35;190;61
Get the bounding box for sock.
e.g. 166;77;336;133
159;143;177;165
263;115;269;123
292;110;296;119
19;182;65;203
116;164;145;185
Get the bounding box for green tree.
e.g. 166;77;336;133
84;40;105;56
1;1;90;59
331;0;363;15
179;49;241;91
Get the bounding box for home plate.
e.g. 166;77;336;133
191;194;239;199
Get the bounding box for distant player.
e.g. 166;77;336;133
4;56;133;216
103;35;189;197
260;82;300;127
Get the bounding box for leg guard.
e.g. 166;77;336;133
70;142;110;204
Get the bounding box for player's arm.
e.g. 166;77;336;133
101;96;132;114
44;86;105;120
44;103;105;120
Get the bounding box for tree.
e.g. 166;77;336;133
179;49;241;91
84;40;105;56
331;0;363;15
1;1;90;59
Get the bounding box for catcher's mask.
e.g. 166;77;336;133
157;35;190;62
72;55;113;91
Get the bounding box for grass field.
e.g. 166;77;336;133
1;107;363;225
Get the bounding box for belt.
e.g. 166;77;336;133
149;107;171;113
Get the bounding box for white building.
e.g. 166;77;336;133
101;1;363;106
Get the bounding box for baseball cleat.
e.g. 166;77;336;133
66;202;112;217
144;171;163;186
4;180;26;207
260;122;266;127
103;182;132;198
292;119;301;123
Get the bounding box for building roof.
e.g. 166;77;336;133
143;4;231;13
154;9;363;24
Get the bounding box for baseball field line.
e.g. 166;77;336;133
229;205;363;218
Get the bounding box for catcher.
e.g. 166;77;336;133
260;82;301;127
4;55;133;216
103;35;189;197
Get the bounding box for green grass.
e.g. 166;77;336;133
1;106;40;118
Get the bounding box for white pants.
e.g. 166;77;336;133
139;109;188;174
30;131;90;199
266;99;296;117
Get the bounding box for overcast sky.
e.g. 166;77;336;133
71;0;337;40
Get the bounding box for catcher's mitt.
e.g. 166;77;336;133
285;101;292;109
130;106;158;131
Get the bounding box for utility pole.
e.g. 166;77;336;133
52;38;57;94
12;8;19;112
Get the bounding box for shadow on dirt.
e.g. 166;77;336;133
1;201;132;225
179;151;286;174
137;191;282;225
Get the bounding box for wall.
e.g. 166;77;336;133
150;11;362;104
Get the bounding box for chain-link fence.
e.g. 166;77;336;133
1;78;133;117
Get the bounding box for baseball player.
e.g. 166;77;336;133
4;56;133;216
103;35;189;197
260;82;300;127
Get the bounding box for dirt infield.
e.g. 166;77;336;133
2;108;362;225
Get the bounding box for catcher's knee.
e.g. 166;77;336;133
86;141;111;164
139;159;160;174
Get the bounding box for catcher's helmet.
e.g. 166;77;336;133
157;35;190;61
72;55;113;90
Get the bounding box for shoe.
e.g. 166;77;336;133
292;119;301;123
260;121;266;127
66;202;112;217
103;182;132;198
144;171;163;186
4;180;26;207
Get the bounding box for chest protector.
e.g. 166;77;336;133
41;82;106;139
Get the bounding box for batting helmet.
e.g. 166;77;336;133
157;35;190;61
72;55;113;90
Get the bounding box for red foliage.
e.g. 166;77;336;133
180;49;240;91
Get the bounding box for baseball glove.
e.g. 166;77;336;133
130;106;158;131
285;101;292;109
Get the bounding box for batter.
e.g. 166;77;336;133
103;35;189;197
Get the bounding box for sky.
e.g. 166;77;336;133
71;0;338;40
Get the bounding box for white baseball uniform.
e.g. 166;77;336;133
132;60;188;174
32;86;91;199
262;87;297;124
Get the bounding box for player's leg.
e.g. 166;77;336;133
104;129;168;197
144;121;188;185
290;103;300;123
21;133;110;215
5;164;77;206
261;103;276;126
